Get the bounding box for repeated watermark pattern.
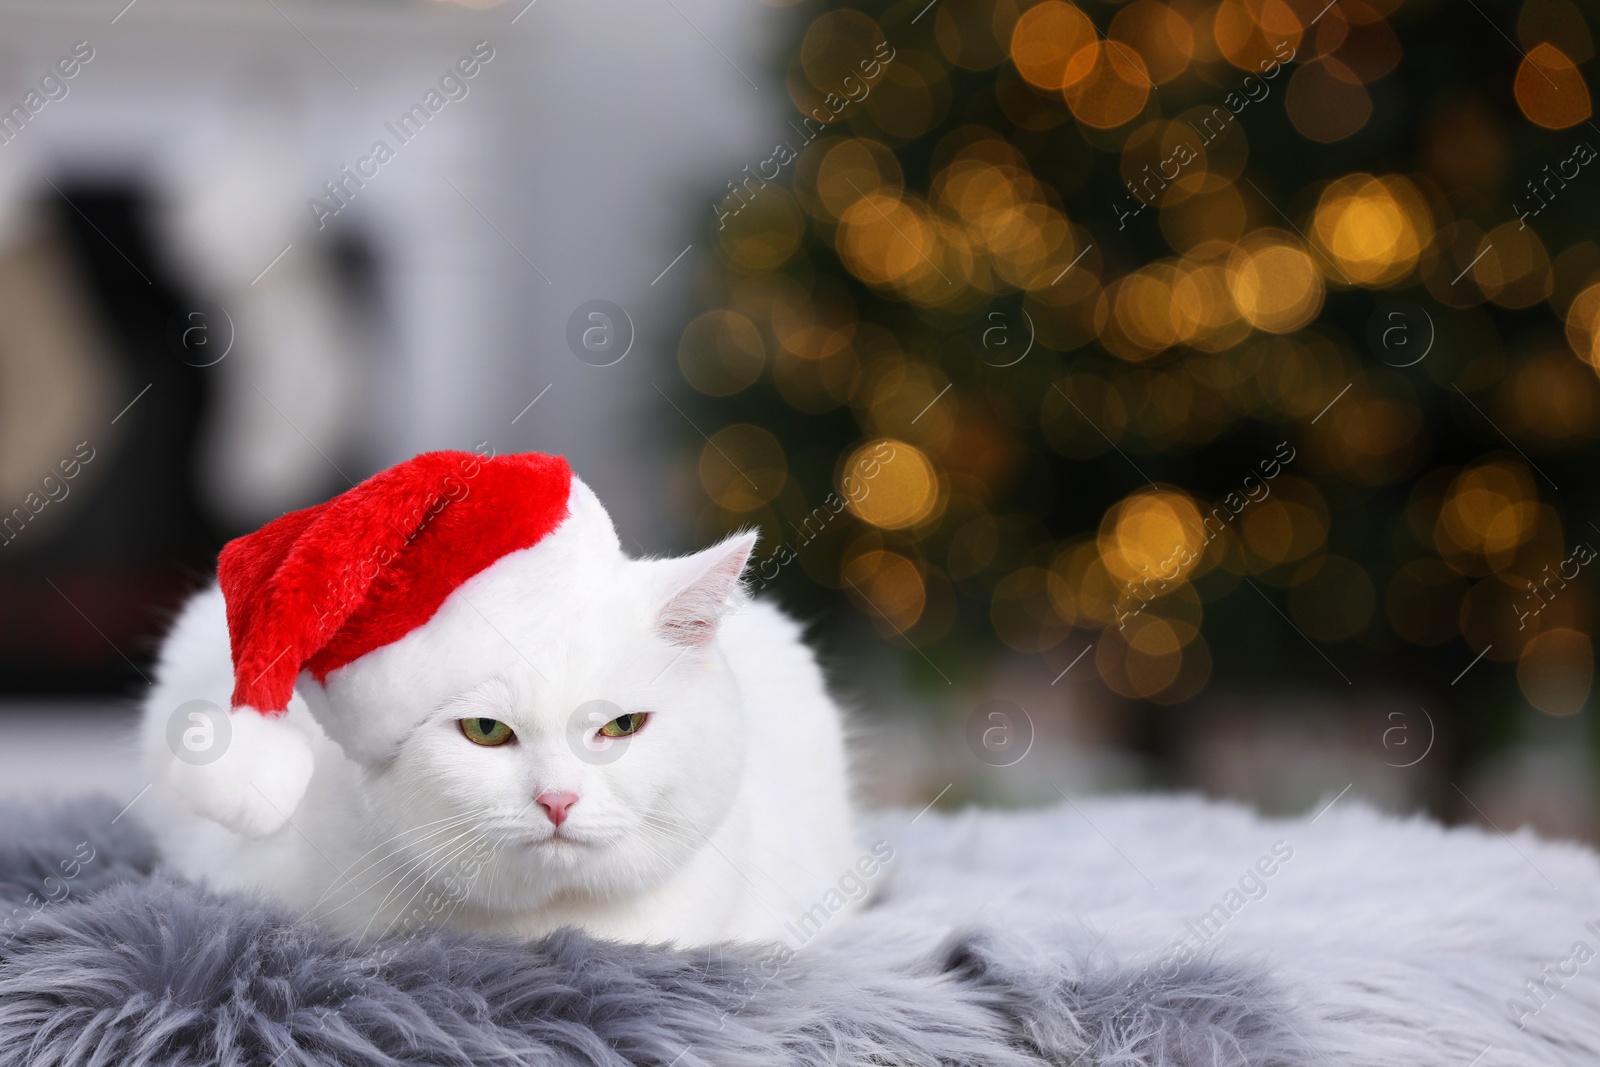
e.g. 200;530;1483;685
1154;840;1294;978
1514;139;1596;230
749;440;896;588
8;1;1600;1060
0;442;97;548
309;41;496;229
565;299;634;367
0;41;95;147
1114;441;1296;630
0;841;97;948
1514;537;1596;631
1507;922;1600;1030
713;39;895;230
1112;40;1295;230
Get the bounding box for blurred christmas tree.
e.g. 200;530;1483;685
671;0;1600;772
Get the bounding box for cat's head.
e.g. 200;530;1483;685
353;531;759;917
299;473;761;916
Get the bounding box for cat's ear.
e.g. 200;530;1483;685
652;531;759;647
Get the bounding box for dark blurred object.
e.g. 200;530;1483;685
0;185;220;693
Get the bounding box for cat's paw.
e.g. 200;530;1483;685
164;710;314;837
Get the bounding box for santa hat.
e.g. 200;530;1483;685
169;450;620;837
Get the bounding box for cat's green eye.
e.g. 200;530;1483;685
460;717;516;747
598;712;649;738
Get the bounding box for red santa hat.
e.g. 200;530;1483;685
170;450;618;837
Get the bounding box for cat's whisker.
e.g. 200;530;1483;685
318;806;494;890
322;804;487;889
438;828;514;926
302;808;494;917
353;821;491;933
352;831;485;944
390;825;496;934
325;821;490;932
370;828;495;942
477;813;539;911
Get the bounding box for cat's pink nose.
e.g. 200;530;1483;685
536;791;579;826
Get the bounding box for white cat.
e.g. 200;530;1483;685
137;467;859;948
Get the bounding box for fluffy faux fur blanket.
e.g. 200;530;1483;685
0;794;1597;1066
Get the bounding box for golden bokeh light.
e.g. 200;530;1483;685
1049;540;1118;628
716;189;804;270
1240;498;1324;569
1161;185;1247;252
1212;0;1303;70
934;146;1073;291
842;548;927;633
858;50;952;144
698;425;787;512
1285;58;1372;142
1497;349;1600;450
1316;3;1403;83
1247;335;1352;421
1514;42;1592;129
1170;257;1245;346
857;356;955;450
1306;389;1424;486
1310;174;1432;287
1518;627;1594;716
810;138;905;221
1434;461;1540;574
1110;1;1194;85
1119;118;1212;204
686;0;1593;720
770;278;857;362
1063;42;1154;129
798;9;888;99
1009;1;1097;90
678;310;766;398
1105;263;1185;356
1550;241;1600;316
842;438;940;529
1096;615;1211;703
1563;282;1600;369
990;565;1071;652
1098;488;1209;586
772;344;859;413
1474;222;1552;309
837;193;934;287
1518;0;1594;64
1227;235;1325;333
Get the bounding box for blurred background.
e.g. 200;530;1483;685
1;0;1597;844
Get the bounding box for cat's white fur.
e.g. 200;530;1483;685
138;523;859;948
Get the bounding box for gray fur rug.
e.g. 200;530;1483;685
0;797;1305;1067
